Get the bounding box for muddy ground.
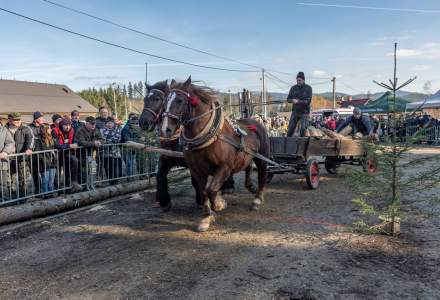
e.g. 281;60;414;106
0;148;439;299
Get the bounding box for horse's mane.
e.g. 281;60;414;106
172;81;218;104
149;80;168;92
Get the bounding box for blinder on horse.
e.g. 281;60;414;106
142;88;167;123
162;88;225;150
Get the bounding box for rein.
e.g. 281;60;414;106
163;88;225;150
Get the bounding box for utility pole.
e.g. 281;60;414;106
111;82;118;119
262;68;266;118
228;89;232;117
124;94;128;120
145;63;148;85
331;76;336;111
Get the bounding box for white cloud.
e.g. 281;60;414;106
411;65;432;71
387;48;423;58
312;70;328;78
369;41;385;47
386;43;440;59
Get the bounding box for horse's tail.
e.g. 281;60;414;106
253;121;270;158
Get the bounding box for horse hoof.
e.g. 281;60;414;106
251;198;262;211
196;216;214;232
161;202;172;212
213;197;227;212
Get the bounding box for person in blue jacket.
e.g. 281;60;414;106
336;107;374;138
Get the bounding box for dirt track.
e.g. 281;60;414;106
0;148;439;299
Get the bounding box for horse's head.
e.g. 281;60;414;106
139;80;169;131
161;76;214;138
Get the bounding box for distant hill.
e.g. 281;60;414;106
316;92;349;100
351;90;429;102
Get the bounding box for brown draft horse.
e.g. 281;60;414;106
161;77;269;231
139;80;236;210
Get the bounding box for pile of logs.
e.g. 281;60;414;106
304;126;349;139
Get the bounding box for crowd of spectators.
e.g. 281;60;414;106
0;106;157;201
248;112;440;140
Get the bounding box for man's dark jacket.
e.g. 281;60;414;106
336;115;373;135
6;124;34;153
75;126;103;147
287;84;313;115
28;122;43;151
95;117;113;130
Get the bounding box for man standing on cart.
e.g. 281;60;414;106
286;72;313;137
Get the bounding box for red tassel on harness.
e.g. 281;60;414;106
189;95;200;106
247;125;257;132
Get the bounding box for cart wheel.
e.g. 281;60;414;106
363;159;378;173
266;172;274;184
305;159;320;189
324;159;340;175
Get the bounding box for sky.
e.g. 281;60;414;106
1;0;440;95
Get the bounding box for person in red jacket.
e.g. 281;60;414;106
325;116;337;131
52;118;81;192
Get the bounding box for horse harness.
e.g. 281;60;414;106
142;89;166;123
163;88;281;166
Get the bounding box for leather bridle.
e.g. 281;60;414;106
142;89;166;123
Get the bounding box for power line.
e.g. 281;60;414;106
42;0;299;76
339;81;363;94
0;7;258;73
42;0;264;70
264;75;290;91
266;72;330;87
266;72;291;86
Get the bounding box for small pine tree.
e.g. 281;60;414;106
348;43;440;236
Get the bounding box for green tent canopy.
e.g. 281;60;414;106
361;91;410;113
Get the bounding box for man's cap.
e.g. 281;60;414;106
296;72;305;81
52;114;62;123
33;111;44;120
71;110;80;117
60;118;72;127
85;116;96;124
128;112;137;120
8;112;21;120
353;107;362;115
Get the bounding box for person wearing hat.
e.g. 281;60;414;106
0;121;15;200
286;72;313;137
52;118;81;192
76;116;104;183
336;107;374;138
5;112;35;197
50;114;62;130
76;116;104;148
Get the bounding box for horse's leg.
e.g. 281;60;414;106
244;165;257;194
197;167;231;232
220;175;235;194
191;175;203;207
194;175;213;232
155;156;173;211
251;158;267;211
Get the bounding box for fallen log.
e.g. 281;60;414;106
126;141;184;158
321;128;349;140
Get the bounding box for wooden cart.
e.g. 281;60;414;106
267;137;376;189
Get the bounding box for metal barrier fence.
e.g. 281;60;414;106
404;125;440;145
0;143;162;207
